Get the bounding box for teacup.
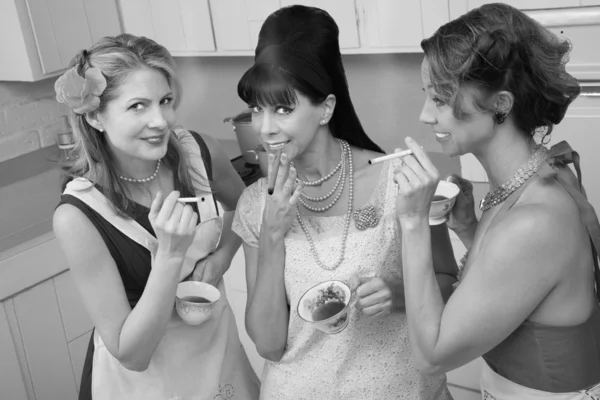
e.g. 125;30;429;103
429;180;460;225
244;145;269;177
297;280;353;334
175;281;220;326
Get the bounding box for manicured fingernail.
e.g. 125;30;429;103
268;153;274;162
268;188;274;195
281;153;288;162
405;137;413;142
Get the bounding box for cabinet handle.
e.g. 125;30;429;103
579;92;600;97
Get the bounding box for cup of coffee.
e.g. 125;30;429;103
429;180;460;225
297;280;353;334
175;281;220;326
244;145;269;177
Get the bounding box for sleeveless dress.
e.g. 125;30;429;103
464;142;600;399
59;130;260;400
232;159;452;400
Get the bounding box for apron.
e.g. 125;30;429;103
63;130;260;400
479;141;600;400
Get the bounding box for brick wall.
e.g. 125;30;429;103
0;77;69;163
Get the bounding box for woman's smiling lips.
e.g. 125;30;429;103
265;140;291;151
435;132;451;142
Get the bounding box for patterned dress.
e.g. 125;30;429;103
233;159;452;400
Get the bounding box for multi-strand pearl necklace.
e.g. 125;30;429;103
296;140;346;213
295;139;353;271
118;159;161;184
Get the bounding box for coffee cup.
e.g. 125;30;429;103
175;281;220;326
429;180;460;225
297;280;353;334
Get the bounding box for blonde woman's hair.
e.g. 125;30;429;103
61;33;205;216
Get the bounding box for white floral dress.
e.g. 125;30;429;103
233;159;452;400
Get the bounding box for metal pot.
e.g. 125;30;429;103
224;110;261;165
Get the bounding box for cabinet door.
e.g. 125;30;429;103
119;0;215;53
359;0;423;48
581;0;600;4
210;0;280;51
281;0;360;49
0;305;28;400
466;0;580;10
25;0;121;75
13;280;78;399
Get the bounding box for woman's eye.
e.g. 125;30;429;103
275;106;292;115
129;103;145;111
161;97;174;105
251;106;263;113
433;97;446;107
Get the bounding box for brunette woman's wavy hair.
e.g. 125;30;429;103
59;33;205;216
421;3;580;142
237;5;384;153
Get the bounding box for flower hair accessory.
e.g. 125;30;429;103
54;67;107;114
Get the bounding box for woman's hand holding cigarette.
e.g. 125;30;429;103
262;151;304;238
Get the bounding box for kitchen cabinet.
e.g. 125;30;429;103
118;0;215;55
355;0;449;52
0;0;121;81
209;0;279;52
0;234;94;399
209;0;359;53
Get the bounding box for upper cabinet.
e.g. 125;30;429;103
209;0;279;52
356;0;449;52
0;0;122;82
208;0;359;53
118;0;215;55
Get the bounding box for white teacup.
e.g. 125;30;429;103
297;280;353;334
175;281;220;326
429;180;460;225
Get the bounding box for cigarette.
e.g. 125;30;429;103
177;197;206;203
368;149;414;165
267;149;283;195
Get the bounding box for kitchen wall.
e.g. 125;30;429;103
176;52;444;153
0;79;69;163
0;52;459;174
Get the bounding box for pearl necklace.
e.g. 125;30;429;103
294;141;343;187
118;159;161;183
479;146;549;211
296;140;353;271
298;145;346;213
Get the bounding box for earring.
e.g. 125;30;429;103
493;111;507;125
320;120;327;125
99;128;104;132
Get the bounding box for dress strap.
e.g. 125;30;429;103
545;141;600;304
63;178;158;256
174;128;219;220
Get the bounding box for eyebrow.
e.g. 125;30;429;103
127;93;174;103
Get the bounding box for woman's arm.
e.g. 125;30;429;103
243;237;290;361
430;224;458;302
53;201;191;372
400;206;566;374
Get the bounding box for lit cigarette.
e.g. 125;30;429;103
368;149;414;165
177;197;206;203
